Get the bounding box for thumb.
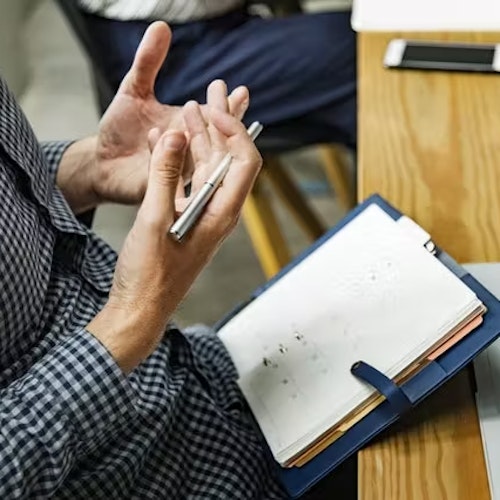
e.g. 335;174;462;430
148;127;162;152
139;131;187;228
118;21;171;98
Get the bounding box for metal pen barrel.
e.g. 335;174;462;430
169;154;232;241
247;121;263;142
169;121;263;241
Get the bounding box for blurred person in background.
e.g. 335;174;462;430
76;0;356;151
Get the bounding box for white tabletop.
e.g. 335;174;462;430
465;263;500;297
352;0;500;32
465;263;500;500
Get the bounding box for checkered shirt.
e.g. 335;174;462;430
0;77;286;499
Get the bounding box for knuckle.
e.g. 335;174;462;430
253;151;263;171
200;211;237;242
226;213;240;234
219;210;239;235
239;155;261;176
154;163;181;187
239;145;262;171
138;208;163;231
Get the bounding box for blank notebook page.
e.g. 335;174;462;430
219;205;481;464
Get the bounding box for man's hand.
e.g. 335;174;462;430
55;22;249;214
87;85;262;374
92;22;249;206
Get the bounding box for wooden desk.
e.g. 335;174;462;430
357;32;500;499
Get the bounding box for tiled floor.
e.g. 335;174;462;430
18;0;346;327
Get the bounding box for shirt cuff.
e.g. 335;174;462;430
41;141;74;187
23;329;138;453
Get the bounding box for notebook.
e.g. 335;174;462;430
351;0;500;31
219;203;485;467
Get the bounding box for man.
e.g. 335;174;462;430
74;0;356;151
0;21;285;498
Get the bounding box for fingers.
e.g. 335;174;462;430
139;130;187;229
228;86;250;121
148;127;162;152
209;107;261;165
149;127;187;199
207;80;229;113
119;21;172;98
206;107;262;213
183;100;211;167
184;107;261;240
179;82;260;239
206;80;230;152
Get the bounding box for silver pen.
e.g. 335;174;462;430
169;121;263;241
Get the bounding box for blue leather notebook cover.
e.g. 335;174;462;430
216;194;500;498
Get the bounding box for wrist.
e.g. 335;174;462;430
87;301;167;374
56;136;102;214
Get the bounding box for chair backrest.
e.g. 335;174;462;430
54;0;111;226
55;0;115;112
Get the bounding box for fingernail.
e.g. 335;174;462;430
163;133;186;150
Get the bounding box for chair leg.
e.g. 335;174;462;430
242;154;331;279
242;172;292;279
264;155;326;241
319;145;356;210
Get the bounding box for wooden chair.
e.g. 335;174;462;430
241;0;356;278
243;148;354;278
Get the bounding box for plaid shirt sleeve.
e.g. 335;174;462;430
40;141;74;187
0;329;138;499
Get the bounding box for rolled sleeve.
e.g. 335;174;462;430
0;329;137;498
40;141;73;186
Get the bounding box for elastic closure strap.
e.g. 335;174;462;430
351;361;413;415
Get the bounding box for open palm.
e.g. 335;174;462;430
94;22;249;206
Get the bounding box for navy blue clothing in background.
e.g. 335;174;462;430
82;9;356;151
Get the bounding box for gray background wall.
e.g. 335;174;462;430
0;0;31;96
